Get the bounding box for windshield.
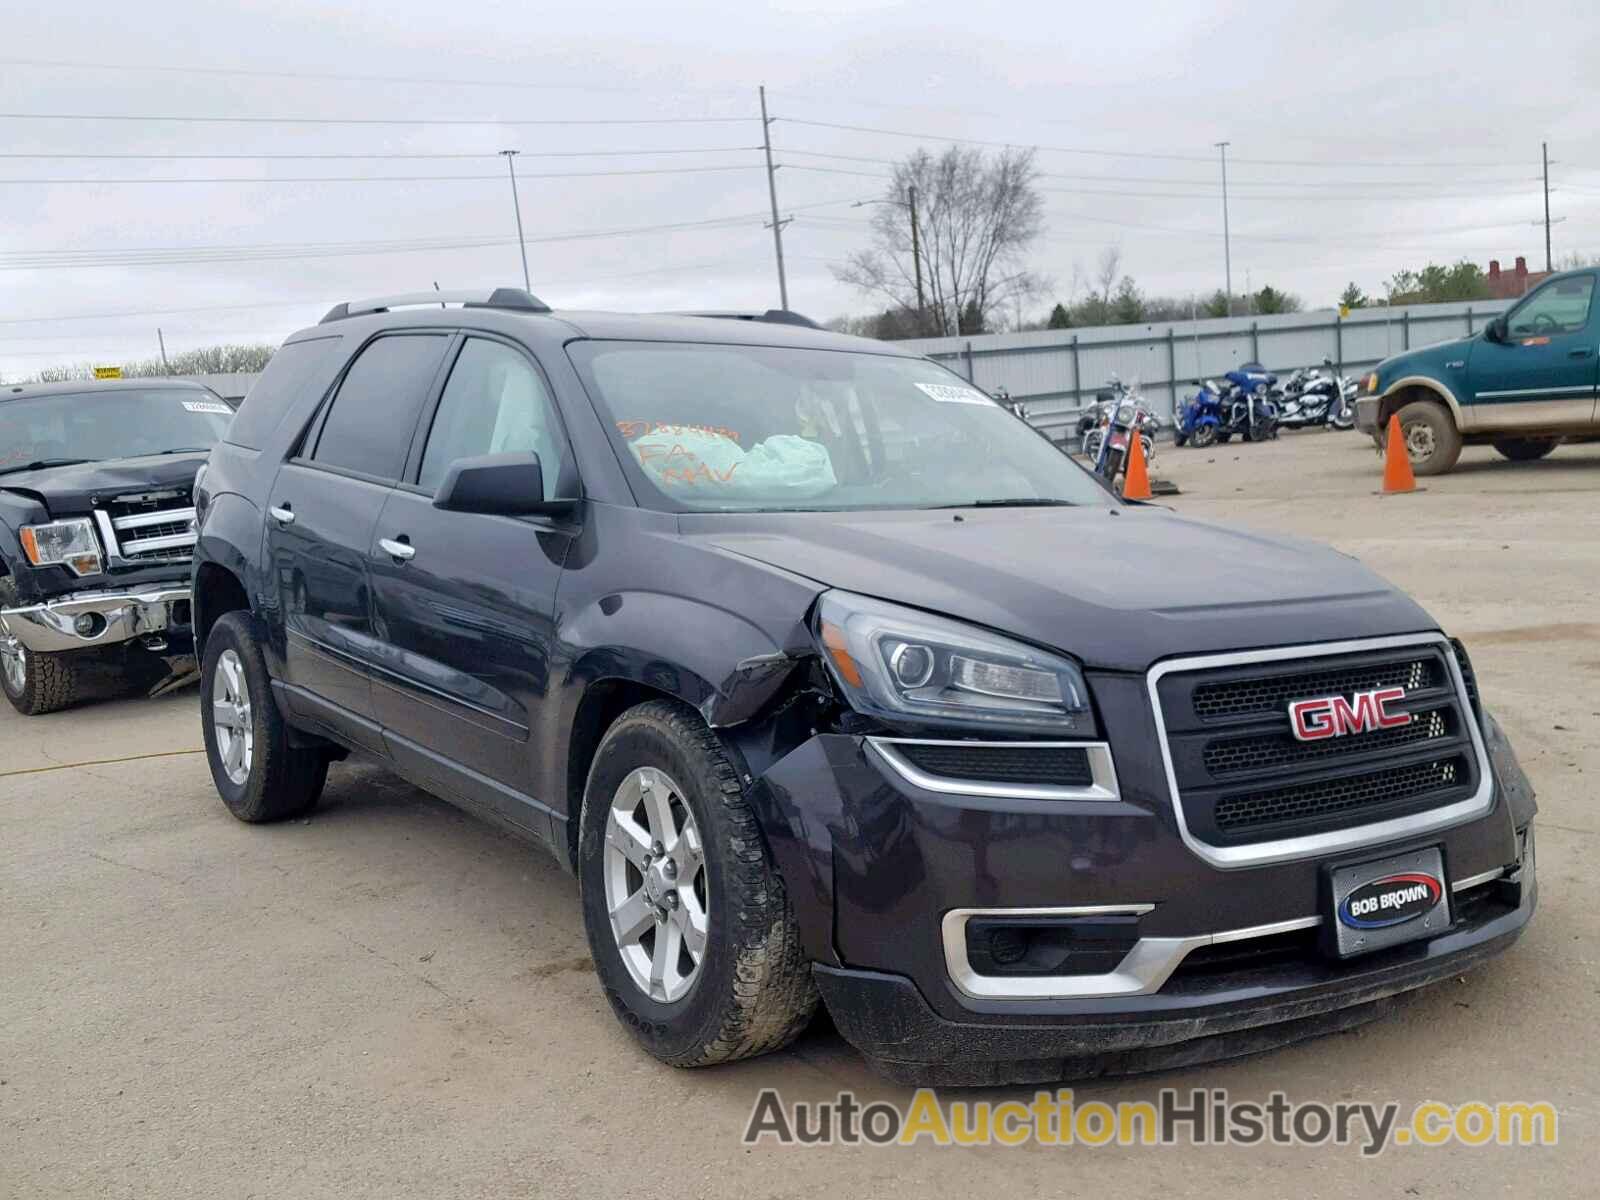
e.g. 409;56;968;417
0;388;231;473
568;341;1109;512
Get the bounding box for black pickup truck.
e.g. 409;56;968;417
0;378;232;714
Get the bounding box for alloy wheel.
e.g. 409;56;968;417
602;766;709;1004
0;624;25;695
211;648;254;786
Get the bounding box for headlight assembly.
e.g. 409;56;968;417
19;518;103;577
815;590;1093;733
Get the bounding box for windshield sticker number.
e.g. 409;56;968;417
182;400;232;415
913;382;995;406
617;419;742;444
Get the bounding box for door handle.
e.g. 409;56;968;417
379;537;415;562
1569;348;1595;359
269;505;295;525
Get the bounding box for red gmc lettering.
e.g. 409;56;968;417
1289;686;1412;741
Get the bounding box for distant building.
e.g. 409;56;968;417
1485;256;1550;300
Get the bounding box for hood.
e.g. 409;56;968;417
1377;334;1476;381
681;505;1436;672
0;451;208;516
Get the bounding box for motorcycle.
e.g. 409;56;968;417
1084;391;1157;490
1219;363;1280;442
1276;357;1357;431
1175;380;1225;448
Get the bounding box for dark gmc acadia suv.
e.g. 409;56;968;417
192;288;1537;1085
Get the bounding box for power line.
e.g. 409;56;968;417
0;111;758;126
0;56;746;99
0;165;763;185
775;147;1541;188
0;252;771;347
778;117;1526;169
0;198;869;279
0;146;763;160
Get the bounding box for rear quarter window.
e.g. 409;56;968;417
224;334;347;451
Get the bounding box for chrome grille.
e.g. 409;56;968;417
1152;640;1484;854
97;490;197;564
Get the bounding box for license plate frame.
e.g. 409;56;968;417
1326;845;1450;958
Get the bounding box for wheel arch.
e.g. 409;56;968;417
192;492;264;658
1378;376;1464;430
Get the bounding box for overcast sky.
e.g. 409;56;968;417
2;0;1595;379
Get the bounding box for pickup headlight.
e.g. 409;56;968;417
1362;372;1380;394
19;518;103;577
815;590;1093;733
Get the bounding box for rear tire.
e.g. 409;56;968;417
1493;437;1558;462
1192;423;1218;449
578;699;818;1068
200;611;328;823
0;579;80;716
1392;399;1463;476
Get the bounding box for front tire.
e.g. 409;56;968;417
578;699;817;1068
1392;399;1463;476
1192;423;1218;449
200;611;328;822
0;579;79;716
1494;437;1558;462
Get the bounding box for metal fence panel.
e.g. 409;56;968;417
900;299;1512;437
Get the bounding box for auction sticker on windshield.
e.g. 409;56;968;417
913;382;995;406
181;400;232;415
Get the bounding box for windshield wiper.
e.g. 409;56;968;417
154;447;211;455
0;457;98;477
930;497;1079;509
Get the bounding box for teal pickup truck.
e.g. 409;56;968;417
1355;268;1600;474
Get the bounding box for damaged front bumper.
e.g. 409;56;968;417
815;841;1534;1085
0;584;193;654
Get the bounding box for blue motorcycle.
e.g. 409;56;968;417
1220;363;1280;442
1175;381;1225;449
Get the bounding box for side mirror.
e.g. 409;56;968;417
431;452;573;516
1484;316;1506;343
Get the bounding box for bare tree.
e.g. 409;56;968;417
23;342;277;384
1094;247;1122;308
835;145;1045;337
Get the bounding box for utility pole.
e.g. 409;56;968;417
499;149;531;290
157;328;170;373
907;184;925;316
1543;141;1553;273
758;86;790;310
1214;141;1233;316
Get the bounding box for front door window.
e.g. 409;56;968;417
1507;276;1595;339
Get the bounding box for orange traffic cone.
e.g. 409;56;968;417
1122;430;1152;500
1382;413;1416;494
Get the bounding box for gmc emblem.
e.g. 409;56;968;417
1288;686;1412;742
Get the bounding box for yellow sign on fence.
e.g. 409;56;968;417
93;366;123;380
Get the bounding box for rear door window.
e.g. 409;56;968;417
310;334;449;481
225;334;346;450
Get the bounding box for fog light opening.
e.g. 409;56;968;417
74;612;106;638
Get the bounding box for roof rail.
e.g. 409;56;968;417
673;309;824;330
319;287;551;324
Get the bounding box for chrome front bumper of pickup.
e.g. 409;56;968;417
0;585;192;654
1355;394;1382;434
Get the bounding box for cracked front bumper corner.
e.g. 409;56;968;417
0;585;192;653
